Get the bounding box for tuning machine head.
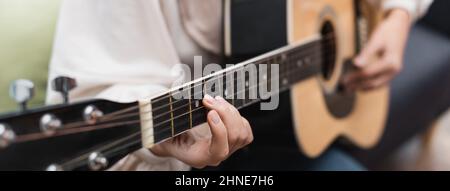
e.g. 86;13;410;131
83;105;104;125
0;124;16;148
9;79;35;111
46;164;64;171
51;76;77;104
88;152;108;171
40;114;62;135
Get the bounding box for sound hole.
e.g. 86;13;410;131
320;21;356;119
320;21;337;80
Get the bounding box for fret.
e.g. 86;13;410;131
257;60;266;100
193;78;203;100
190;83;202;110
224;70;234;105
268;62;273;92
171;89;191;136
218;73;224;98
234;67;245;108
189;79;206;128
201;78;208;98
204;74;223;98
244;81;260;108
287;48;299;83
169;93;175;137
191;105;207;128
151;94;173;143
280;52;290;89
302;42;322;80
259;65;271;100
188;84;193;129
244;70;250;106
245;64;258;105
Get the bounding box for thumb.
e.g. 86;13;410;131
355;36;384;67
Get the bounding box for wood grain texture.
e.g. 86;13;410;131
288;0;389;157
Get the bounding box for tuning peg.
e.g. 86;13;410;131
88;152;108;171
51;76;77;104
0;124;15;148
46;164;64;171
9;79;35;111
40;113;62;135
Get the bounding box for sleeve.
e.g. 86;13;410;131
46;0;190;171
383;0;434;22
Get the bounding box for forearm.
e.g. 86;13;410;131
383;0;434;22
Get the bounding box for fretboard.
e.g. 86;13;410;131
149;36;324;143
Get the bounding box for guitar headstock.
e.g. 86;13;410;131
0;77;141;170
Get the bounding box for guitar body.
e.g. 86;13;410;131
288;0;389;157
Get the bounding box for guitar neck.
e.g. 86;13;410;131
0;35;327;171
144;36;324;145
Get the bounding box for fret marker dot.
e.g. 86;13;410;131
224;88;228;97
281;54;287;61
245;81;249;87
297;60;303;67
195;100;199;108
304;57;311;65
283;78;288;85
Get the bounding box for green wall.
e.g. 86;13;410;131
0;0;61;112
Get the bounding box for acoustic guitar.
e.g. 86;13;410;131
0;0;388;170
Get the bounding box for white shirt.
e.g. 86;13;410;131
47;0;433;171
384;0;433;21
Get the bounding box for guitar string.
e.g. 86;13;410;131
54;37;336;132
11;65;289;143
86;43;331;125
11;37;334;144
13;70;273;143
70;34;334;124
59;130;143;169
13;48;338;146
62;45;335;169
60;103;216;169
65;91;285;170
42;42;334;132
13;50;329;143
114;35;335;117
56;58;330;170
53;49;338;169
113;34;334;106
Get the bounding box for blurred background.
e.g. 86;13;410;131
0;0;61;112
0;0;448;170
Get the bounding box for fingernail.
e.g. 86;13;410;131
210;111;221;124
355;57;364;67
204;94;215;105
215;96;226;103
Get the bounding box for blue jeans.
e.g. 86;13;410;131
209;146;365;171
